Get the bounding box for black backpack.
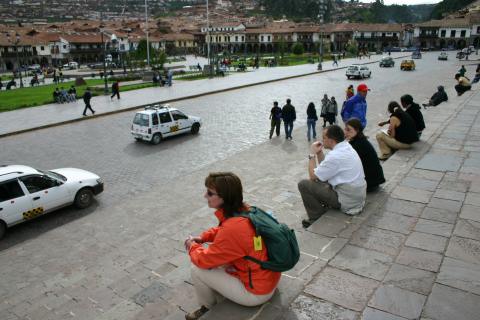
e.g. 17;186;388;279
235;207;300;272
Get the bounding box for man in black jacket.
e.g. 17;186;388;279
82;88;95;116
282;99;296;140
400;94;425;138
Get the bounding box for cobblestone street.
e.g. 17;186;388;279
1;53;479;320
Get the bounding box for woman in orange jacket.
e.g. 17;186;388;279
184;172;281;320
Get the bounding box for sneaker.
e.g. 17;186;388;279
185;306;209;320
92;111;96;114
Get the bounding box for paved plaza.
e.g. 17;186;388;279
0;53;480;320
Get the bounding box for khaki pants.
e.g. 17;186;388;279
298;179;340;222
376;132;411;157
191;265;275;308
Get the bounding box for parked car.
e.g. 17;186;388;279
131;104;202;144
27;64;41;71
62;61;79;70
438;52;448;60
379;57;395;67
346;65;371;79
412;51;422;59
0;164;104;239
400;60;416;71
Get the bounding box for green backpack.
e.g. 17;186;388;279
235;206;300;272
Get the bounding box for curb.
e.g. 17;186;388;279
0;55;410;139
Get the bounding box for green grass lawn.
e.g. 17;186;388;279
0;78;119;112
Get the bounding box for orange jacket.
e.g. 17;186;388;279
188;208;281;295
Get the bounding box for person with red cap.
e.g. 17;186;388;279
341;83;369;128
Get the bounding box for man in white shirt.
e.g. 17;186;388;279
298;125;367;228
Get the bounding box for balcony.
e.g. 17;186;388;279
69;48;102;54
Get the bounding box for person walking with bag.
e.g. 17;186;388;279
306;102;318;142
269;101;282;139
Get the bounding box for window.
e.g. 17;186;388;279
382;33;386;37
19;175;56;193
133;113;149;126
441;30;446;37
171;110;188;120
461;30;466;37
450;30;456;38
152;113;159;125
63;45;67;49
235;36;238;42
268;36;271;41
40;46;45;50
159;112;172;124
477;26;480;34
261;36;264;41
0;180;25;202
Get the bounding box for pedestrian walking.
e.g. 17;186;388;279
306;102;318;142
320;94;330;127
269;101;282;139
111;80;120;99
326;96;338;125
332;55;338;67
167;69;173;86
282;99;296;140
82;87;95;116
458;65;466;77
341;83;369;128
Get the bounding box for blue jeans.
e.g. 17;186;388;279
307;119;317;141
284;121;294;139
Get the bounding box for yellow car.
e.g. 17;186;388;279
400;60;416;71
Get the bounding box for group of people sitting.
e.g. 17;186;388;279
53;86;77;103
181;79;457;320
299;84;432;228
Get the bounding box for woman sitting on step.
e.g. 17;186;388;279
184;172;280;320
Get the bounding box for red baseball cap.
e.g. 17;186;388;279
357;83;370;92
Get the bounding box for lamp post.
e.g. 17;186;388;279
100;26;109;95
318;0;327;64
206;0;213;77
145;0;150;68
6;32;24;88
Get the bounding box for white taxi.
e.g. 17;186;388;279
346;65;371;79
0;165;104;239
131;104;202;144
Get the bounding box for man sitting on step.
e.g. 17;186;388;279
298;125;367;228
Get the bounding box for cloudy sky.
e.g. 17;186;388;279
360;0;442;5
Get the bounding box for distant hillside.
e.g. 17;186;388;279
430;0;476;19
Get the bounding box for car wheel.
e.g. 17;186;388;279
134;137;142;142
0;221;6;239
74;188;93;209
347;76;350;79
368;73;371;78
151;133;162;145
191;123;200;134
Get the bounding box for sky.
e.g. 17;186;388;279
360;0;442;5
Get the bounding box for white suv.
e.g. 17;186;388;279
346;65;371;79
0;165;103;239
131;104;202;144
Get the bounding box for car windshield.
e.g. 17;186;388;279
133;113;150;126
348;66;358;70
38;169;67;181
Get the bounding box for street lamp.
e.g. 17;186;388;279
206;0;213;77
100;25;109;95
145;0;150;68
6;32;24;88
318;0;327;64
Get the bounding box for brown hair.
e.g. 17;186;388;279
205;172;245;217
345;118;365;139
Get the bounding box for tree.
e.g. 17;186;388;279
291;42;305;55
135;39;155;61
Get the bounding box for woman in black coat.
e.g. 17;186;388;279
344;118;386;192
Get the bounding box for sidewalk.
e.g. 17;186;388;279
0;53;408;138
191;88;480;320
